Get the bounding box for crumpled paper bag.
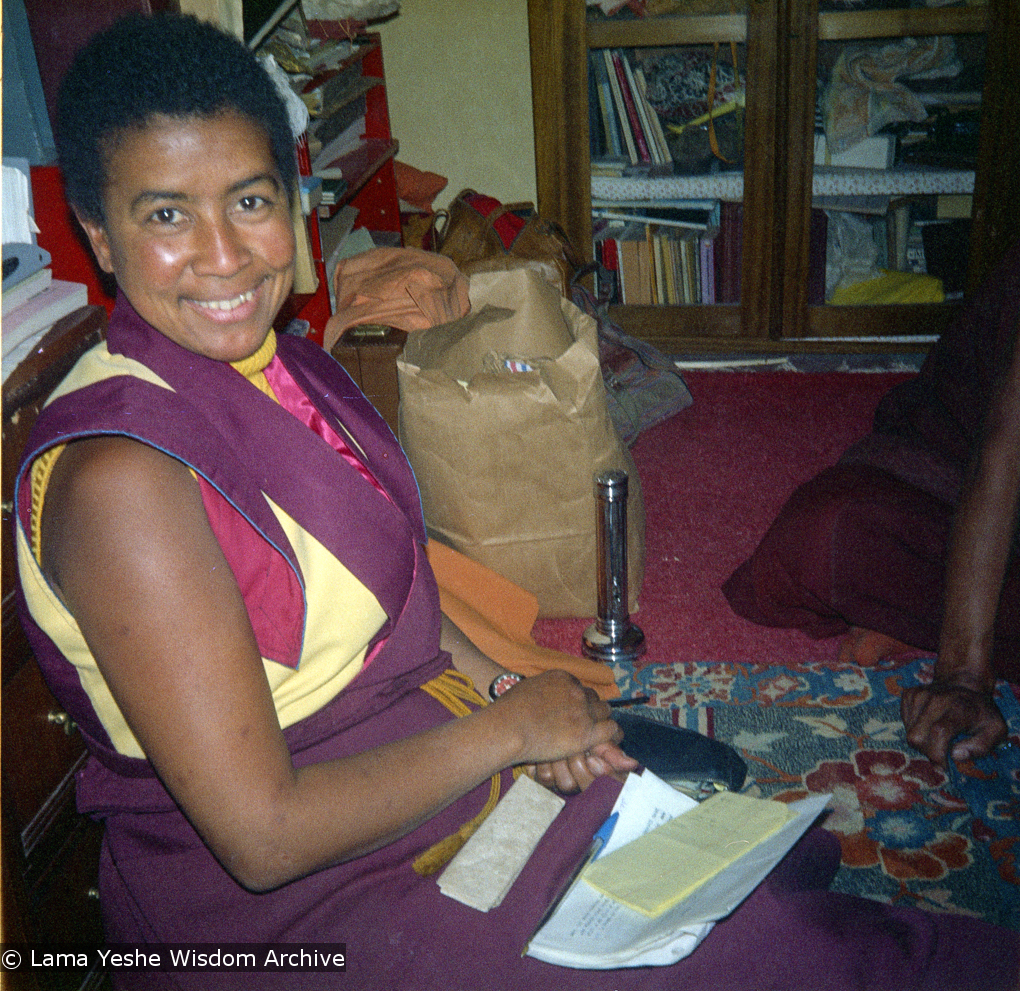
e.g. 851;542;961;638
398;268;645;618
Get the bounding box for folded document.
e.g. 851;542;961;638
525;770;831;969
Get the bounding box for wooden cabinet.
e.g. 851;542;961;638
528;0;1020;353
2;308;111;991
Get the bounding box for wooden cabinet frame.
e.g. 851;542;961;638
528;0;1020;353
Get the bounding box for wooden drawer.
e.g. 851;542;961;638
14;817;108;991
2;609;89;859
29;816;105;945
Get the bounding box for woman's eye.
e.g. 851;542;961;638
237;195;269;212
150;207;184;226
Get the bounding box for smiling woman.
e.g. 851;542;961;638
75;111;296;362
10;11;1020;991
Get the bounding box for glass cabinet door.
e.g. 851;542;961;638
781;0;999;344
530;0;782;344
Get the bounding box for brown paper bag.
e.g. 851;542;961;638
397;268;645;618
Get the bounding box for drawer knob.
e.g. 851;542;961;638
47;709;78;735
87;888;100;901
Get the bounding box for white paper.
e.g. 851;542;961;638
3;164;40;245
525;770;831;969
438;775;564;912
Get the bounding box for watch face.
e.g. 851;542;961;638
489;673;524;699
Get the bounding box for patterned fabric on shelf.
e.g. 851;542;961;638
592;166;975;203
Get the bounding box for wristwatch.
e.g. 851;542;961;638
488;671;525;701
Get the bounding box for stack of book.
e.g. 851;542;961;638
589;49;673;177
3;265;88;381
3;159;89;380
593;200;743;306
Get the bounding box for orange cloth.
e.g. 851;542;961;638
323;247;470;351
426;539;620;700
393;161;448;211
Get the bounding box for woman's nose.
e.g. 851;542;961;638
193;216;252;276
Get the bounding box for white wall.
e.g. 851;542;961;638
182;0;539;209
376;0;537;209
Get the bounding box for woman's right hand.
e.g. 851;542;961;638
488;670;638;790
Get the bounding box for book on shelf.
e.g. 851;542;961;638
594;235;621;303
715;201;743;305
2;278;88;380
615;52;653;165
617;230;652;305
592;200;720;230
523;769;830;969
2;265;52;318
590;49;672;177
595;218;719;306
699;235;716;305
590;49;624;161
632;66;671;168
602;50;639;166
591;158;636;178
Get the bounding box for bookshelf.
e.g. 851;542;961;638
529;0;1020;354
255;10;402;343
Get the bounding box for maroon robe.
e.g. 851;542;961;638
14;297;1017;989
724;242;1020;681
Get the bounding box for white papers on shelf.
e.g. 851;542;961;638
3;162;40;246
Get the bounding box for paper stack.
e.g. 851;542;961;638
525;770;831;969
3;160;89;381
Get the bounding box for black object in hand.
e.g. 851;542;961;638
612;711;747;793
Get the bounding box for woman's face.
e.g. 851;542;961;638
79;110;296;362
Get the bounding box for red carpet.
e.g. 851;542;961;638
533;369;1020;929
533;369;915;668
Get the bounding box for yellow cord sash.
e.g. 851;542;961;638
412;669;522;877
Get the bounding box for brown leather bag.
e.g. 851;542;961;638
430;189;586;296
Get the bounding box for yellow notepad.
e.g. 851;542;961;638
582;791;794;917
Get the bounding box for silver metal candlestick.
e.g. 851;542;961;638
582;470;646;663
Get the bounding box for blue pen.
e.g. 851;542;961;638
521;812;619;956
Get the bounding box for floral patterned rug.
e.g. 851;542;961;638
615;655;1020;931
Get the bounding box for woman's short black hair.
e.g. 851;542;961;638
57;13;298;223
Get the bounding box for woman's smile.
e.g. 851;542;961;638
187;283;263;320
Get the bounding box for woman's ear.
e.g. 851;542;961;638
74;212;116;275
